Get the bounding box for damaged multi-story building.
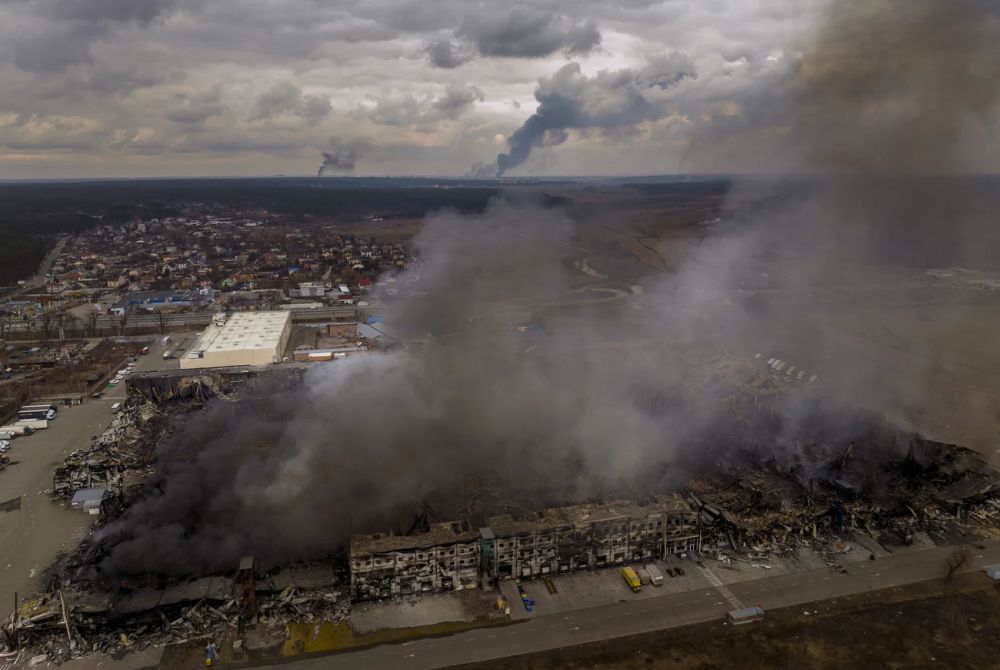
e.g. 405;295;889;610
349;495;700;600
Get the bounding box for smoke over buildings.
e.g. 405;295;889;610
97;195;738;575
96;0;1000;578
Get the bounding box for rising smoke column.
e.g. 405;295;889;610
95;1;1000;577
684;0;1000;451
489;54;696;176
96;194;727;576
317;139;364;176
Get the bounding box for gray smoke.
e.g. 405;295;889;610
492;54;696;176
687;0;1000;450
96;194;732;575
94;0;1000;577
317;140;363;176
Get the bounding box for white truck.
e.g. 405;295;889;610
644;564;665;586
15;419;48;430
0;425;34;436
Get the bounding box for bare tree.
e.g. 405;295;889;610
86;310;100;337
156;309;168;334
39;311;53;339
53;310;78;341
117;311;129;336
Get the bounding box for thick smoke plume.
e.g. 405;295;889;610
97;195;731;575
317;139;363;176
710;0;1000;276
96;0;1000;577
488;54;696;176
693;0;1000;449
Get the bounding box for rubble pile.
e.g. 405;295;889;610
688;433;1000;556
1;565;347;661
50;403;164;502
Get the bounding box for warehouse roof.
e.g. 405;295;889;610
189;311;291;355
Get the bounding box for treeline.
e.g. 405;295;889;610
0;232;47;285
0;178;506;222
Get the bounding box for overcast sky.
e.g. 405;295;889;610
0;0;984;179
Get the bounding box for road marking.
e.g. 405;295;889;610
698;565;745;610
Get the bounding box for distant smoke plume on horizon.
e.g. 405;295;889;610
317;139;364;176
481;54;696;177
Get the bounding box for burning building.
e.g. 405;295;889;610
349;495;700;600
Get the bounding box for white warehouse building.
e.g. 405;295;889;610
180;311;292;369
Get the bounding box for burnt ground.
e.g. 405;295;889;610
446;573;1000;670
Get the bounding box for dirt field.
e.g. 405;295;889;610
448;573;1000;670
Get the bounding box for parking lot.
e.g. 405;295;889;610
0;333;193;611
501;539;879;620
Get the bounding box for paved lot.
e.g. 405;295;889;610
0;336;183;612
277;540;1000;670
352;593;477;634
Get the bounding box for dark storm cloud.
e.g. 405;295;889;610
458;6;601;59
492;54;696;175
8;0;180;73
425;39;475;69
249;81;332;125
47;0;179;24
10;21;105;72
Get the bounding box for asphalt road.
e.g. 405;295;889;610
276;540;1000;670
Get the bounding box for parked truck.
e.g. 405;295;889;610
622;566;642;593
15;419;48;430
644;564;664;586
0;425;34;436
18;405;56;421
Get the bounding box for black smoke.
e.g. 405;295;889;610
492;54;696;176
95;194;733;575
317;140;363;176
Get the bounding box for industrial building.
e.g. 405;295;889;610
109;290;205;316
349;495;701;600
180;311;292;369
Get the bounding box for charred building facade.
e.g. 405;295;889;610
349;495;700;600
